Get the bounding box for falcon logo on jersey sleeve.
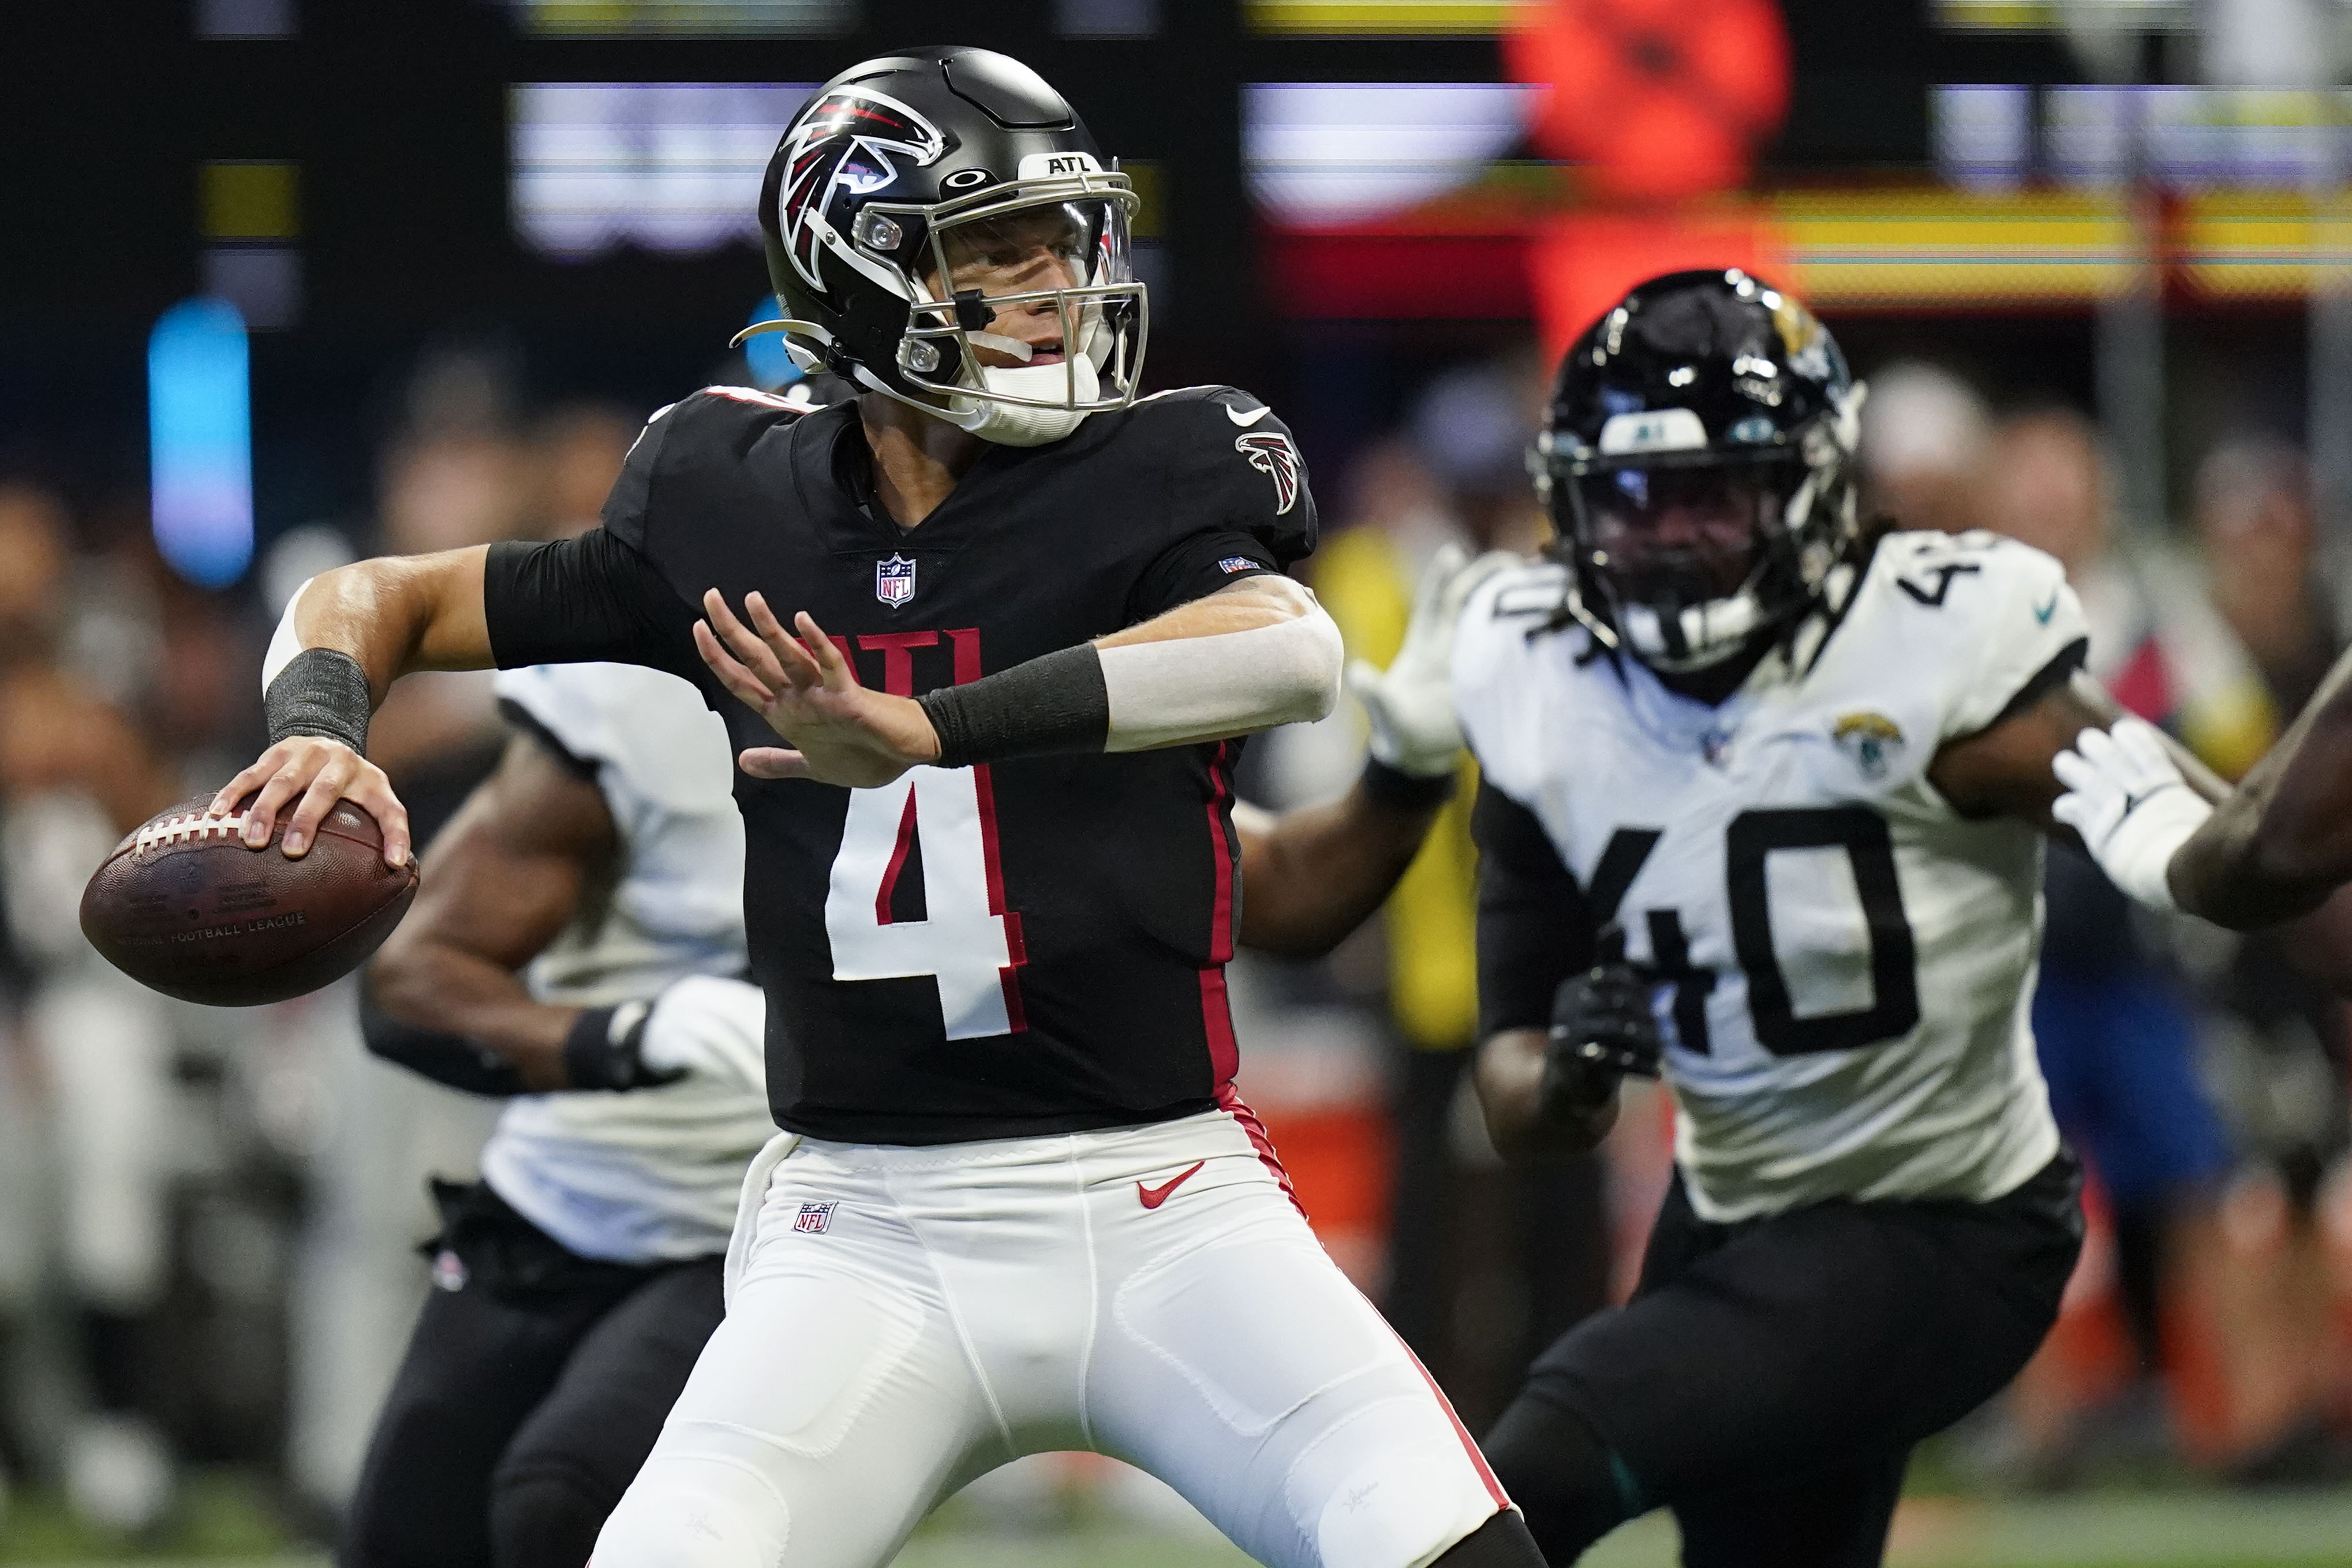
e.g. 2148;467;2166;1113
1833;712;1905;781
1235;431;1302;516
875;553;917;606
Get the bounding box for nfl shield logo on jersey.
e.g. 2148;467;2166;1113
874;554;917;607
794;1202;837;1234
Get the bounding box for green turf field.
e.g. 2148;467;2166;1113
5;1475;2350;1566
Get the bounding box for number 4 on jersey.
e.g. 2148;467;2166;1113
826;767;1026;1039
821;627;1025;1039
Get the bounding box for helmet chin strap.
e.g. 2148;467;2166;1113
954;357;1101;446
854;355;1103;447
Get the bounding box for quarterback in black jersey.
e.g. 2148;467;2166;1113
211;46;1542;1568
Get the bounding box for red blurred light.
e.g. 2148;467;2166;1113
1505;0;1791;201
1528;207;1788;360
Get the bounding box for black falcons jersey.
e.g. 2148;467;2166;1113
481;386;1317;1144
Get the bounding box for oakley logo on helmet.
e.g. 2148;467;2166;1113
1236;431;1303;517
777;87;946;292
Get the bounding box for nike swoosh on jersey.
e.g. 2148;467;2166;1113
1224;403;1273;428
2033;594;2058;624
1136;1160;1206;1209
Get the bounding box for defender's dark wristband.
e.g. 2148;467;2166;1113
560;1001;657;1091
1360;755;1456;811
264;648;372;755
918;643;1110;769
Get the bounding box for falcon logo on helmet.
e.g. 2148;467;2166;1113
1236;431;1303;516
775;87;947;293
746;48;1150;450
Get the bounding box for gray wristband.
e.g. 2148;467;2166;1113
264;647;372;755
918;643;1110;769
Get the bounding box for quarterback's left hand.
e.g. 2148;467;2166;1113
2051;717;2212;911
1346;544;1518;779
696;592;941;788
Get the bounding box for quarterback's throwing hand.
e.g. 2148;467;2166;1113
1542;923;1663;1114
694;592;942;788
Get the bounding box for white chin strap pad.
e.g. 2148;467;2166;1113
952;355;1102;447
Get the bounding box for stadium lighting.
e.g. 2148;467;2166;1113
148;297;254;589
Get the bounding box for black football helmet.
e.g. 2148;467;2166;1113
1531;269;1865;673
744;46;1146;446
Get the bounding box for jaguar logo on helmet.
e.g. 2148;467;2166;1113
1236;431;1303;516
776;87;946;292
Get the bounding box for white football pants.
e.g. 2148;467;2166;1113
592;1106;1508;1568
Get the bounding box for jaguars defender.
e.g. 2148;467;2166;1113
1456;271;2239;1566
208;47;1542;1568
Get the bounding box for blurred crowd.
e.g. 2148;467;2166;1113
0;342;637;1537
0;331;2348;1548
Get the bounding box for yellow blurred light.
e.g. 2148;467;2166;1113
1247;0;1517;36
1122;160;1166;241
201;161;299;241
1770;189;2137;308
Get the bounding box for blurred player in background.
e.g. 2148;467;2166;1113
1454;270;2282;1567
1306;358;1610;1423
2181;438;2352;1479
218;45;1549;1568
1979;407;2234;1464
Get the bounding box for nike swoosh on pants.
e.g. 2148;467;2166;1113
1137;1160;1206;1209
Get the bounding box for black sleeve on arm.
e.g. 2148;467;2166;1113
1474;780;1597;1039
1125;529;1287;624
482;529;702;678
358;976;528;1097
1125;391;1320;624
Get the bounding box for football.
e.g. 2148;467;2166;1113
80;795;418;1007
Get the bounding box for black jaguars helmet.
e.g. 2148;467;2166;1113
1531;269;1865;673
743;46;1146;447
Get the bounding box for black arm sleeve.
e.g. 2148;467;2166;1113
481;528;703;679
1474;780;1597;1039
358;977;528;1098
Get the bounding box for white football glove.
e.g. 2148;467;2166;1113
634;974;768;1095
2050;716;2212;913
1346;544;1519;779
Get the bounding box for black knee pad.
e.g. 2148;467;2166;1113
490;1461;614;1568
1483;1390;1644;1565
1429;1506;1548;1568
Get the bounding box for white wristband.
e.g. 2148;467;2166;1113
2050;718;2213;912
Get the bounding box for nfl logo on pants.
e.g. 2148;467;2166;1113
874;554;916;606
795;1202;836;1234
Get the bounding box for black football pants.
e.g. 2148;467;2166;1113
1484;1154;2083;1567
341;1188;726;1568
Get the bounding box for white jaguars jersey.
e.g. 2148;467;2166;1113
1457;531;2082;1222
477;663;774;1264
